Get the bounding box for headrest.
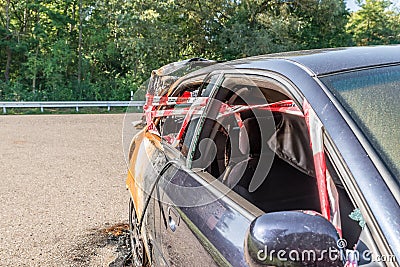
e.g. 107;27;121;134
238;114;278;157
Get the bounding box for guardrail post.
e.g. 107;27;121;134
107;105;110;112
76;106;79;112
40;106;44;112
3;106;6;114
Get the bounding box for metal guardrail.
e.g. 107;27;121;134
0;101;146;114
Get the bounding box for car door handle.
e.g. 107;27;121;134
167;206;180;232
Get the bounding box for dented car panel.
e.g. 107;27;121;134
126;46;400;267
126;130;163;219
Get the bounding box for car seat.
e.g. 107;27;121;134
224;115;321;213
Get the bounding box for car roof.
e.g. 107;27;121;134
229;45;400;76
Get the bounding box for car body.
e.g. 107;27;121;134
126;46;400;267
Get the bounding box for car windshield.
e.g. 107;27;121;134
321;65;400;180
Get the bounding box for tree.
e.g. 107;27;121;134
212;0;351;59
4;0;10;83
346;0;400;45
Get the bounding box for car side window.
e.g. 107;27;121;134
191;74;322;214
156;80;203;146
156;76;213;159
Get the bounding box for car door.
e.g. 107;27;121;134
150;72;265;267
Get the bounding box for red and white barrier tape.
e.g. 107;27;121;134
303;99;342;236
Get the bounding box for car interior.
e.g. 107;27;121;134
192;83;321;214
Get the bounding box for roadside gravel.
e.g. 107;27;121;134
0;113;141;266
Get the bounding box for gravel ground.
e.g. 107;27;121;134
0;113;142;266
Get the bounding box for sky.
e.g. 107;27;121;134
346;0;361;11
346;0;400;11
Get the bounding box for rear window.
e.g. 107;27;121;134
320;65;400;179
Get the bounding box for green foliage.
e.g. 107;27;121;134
346;0;400;45
214;0;351;59
0;0;397;101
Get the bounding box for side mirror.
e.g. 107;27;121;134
245;211;343;266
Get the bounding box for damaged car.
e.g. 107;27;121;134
126;46;400;267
